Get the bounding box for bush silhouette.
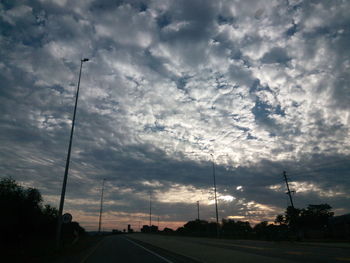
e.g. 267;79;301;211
0;177;84;247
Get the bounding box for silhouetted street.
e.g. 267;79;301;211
129;234;350;263
81;235;198;263
54;233;350;263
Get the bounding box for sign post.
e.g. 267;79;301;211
62;213;73;224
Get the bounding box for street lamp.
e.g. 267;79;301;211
98;178;106;233
210;153;219;238
183;151;220;237
149;191;152;228
56;58;89;249
197;200;200;221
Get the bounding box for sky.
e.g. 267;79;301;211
0;0;349;231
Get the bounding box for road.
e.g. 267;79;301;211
130;234;350;263
81;235;197;263
80;234;350;263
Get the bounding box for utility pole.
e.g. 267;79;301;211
210;154;219;238
157;216;160;229
56;58;89;250
98;178;106;233
283;171;295;208
197;201;200;220
149;191;152;228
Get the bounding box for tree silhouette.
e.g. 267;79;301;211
299;204;334;230
279;203;335;239
274;214;284;225
0;177;84;247
221;219;252;238
284;206;301;230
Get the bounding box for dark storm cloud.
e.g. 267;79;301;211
261;47;291;65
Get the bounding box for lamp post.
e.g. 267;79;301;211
56;58;89;249
149;191;152;228
210;153;219;238
183;151;220;236
98;178;106;233
197;201;200;221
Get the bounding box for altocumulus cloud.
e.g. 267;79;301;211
0;0;349;230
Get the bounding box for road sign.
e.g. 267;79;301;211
62;213;72;224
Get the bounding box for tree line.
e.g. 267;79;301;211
147;204;342;240
0;177;85;249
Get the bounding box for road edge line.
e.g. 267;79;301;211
122;236;174;263
80;237;105;263
128;236;202;262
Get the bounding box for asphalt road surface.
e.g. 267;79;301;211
80;234;350;263
81;235;197;263
130;234;350;263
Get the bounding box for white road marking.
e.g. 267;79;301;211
122;237;174;263
80;238;105;263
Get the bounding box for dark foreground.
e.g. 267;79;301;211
66;234;350;263
80;235;197;263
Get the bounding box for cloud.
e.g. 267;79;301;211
0;0;349;230
261;47;291;65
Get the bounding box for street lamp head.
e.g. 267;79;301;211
82;58;89;62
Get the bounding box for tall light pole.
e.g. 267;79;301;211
197;201;200;221
149;191;152;228
56;58;89;249
210;153;219;237
98;178;106;233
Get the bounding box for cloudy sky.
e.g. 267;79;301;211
1;0;349;231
